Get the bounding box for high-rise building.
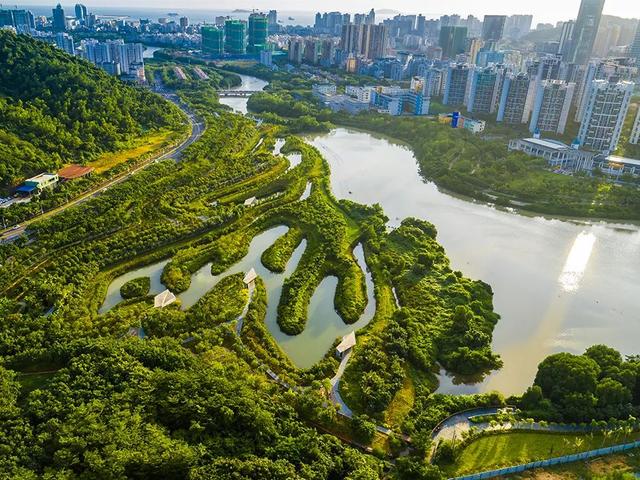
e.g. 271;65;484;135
574;59;638;121
467;65;504;114
179;17;189;29
416;15;426;36
630;108;640;145
201;26;224;55
320;39;336;67
565;0;605;65
420;67;444;97
15;10;35;30
481;15;507;42
288;38;304;64
365;9;375;25
578;80;634;153
248;13;268;53
529;80;575;134
74;4;87;21
361;24;387;60
439;26;467;60
55;32;75;55
260;50;273;66
558;21;575;57
118;43;144;76
52;4;66;32
1;9;35;30
224;19;246;54
443;63;472;106
467;38;484;64
504;15;532;40
82;39;111;63
630;24;640;64
0;9;13;26
340;24;362;55
304;39;321;64
267;10;277;29
497;72;531;124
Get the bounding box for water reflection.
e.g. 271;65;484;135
308;128;640;395
100;227;376;368
218;74;268;114
558;232;596;293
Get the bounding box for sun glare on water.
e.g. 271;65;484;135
558;231;597;293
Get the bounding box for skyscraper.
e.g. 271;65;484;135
439;26;468;60
288;37;304;64
361;24;387;60
201;26;224;56
74;4;87;21
340;24;362;55
248;13;268;53
1;9;35;30
504;15;532;40
443;63;472;106
0;10;13;27
467;65;504;114
529;80;575;135
267;10;278;29
224;20;246;55
558;21;575;57
55;32;75;55
52;4;66;32
565;0;605;65
481;15;507;42
578;80;634;153
630;108;640;145
365;9;375;25
497;72;531;124
630;23;640;64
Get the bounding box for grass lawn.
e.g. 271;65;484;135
384;365;414;427
516;450;640;479
447;431;640;476
88;129;176;173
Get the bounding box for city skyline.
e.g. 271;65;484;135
10;0;640;24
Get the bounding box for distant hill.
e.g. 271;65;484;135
0;31;184;187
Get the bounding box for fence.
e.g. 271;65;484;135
452;440;640;479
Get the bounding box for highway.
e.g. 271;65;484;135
0;93;204;243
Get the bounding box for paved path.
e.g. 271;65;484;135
329;350;354;417
0;90;203;242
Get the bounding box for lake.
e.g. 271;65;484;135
308;128;640;395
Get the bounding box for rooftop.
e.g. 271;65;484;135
522;138;571;151
336;331;356;353
154;289;176;308
58;164;94;179
26;173;58;183
603;155;640;167
243;268;258;285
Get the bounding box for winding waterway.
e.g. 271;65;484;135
220;74;268;114
101;223;376;369
108;73;640;394
309;128;640;395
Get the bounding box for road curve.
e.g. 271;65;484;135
0;92;203;242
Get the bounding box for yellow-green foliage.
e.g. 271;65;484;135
261;227;304;273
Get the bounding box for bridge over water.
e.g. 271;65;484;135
217;90;262;97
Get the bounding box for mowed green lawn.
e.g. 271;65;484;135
448;431;640;476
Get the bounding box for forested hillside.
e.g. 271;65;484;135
0;31;184;186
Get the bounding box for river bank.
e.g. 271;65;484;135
220;72;640;396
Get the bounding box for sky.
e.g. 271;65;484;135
12;0;640;23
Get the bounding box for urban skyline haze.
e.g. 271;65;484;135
11;0;640;24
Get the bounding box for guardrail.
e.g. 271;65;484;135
452;440;640;479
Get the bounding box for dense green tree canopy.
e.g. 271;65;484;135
0;31;184;186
